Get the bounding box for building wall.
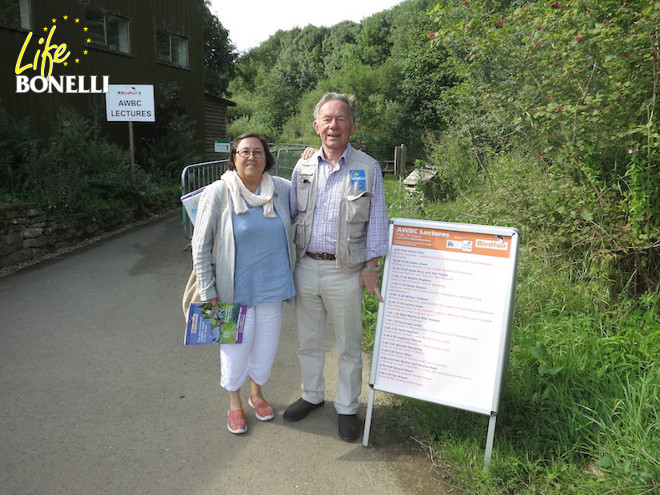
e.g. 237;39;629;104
0;0;206;159
203;93;235;161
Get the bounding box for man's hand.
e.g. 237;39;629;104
359;267;384;302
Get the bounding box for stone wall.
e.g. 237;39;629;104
0;201;178;271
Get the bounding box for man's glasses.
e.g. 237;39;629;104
235;149;265;158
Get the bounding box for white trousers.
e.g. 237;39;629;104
293;256;364;415
220;301;283;392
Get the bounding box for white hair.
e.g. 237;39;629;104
313;92;357;122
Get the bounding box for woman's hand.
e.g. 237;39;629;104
301;147;317;159
204;297;219;308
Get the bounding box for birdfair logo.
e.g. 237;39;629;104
14;14;109;94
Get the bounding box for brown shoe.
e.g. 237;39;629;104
283;398;324;421
338;414;360;442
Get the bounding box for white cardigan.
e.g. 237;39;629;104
191;176;295;303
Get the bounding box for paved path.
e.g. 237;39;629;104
0;214;452;494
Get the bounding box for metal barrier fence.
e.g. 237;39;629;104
180;159;227;240
271;143;308;179
180;143;311;240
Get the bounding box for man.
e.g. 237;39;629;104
284;92;388;442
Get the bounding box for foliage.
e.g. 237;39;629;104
0;106;179;220
0;106;37;192
202;1;237;96
421;131;483;201
429;0;659;294
321;21;361;77
137;81;202;181
142;112;201;181
227;0;451;160
18;107;132;216
372;178;660;495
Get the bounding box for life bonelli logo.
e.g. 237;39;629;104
14;14;109;94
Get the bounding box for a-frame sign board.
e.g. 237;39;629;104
363;219;520;471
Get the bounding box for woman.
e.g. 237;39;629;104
191;133;295;434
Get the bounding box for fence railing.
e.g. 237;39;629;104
180;159;227;240
271;143;308;179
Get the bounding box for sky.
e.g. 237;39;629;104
208;0;404;53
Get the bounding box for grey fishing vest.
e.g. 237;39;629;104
293;149;376;272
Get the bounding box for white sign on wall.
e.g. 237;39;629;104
214;140;231;153
363;218;519;470
105;84;155;122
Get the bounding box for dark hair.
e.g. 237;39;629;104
227;133;275;172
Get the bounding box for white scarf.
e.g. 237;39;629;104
221;170;276;218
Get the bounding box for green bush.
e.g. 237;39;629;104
375;165;659;495
429;0;659;296
421;131;484;202
227;113;277;141
20;107;135;216
141;112;201;180
0;105;180;221
0;106;37;192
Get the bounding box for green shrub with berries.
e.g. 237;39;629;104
368;2;659;494
428;0;658;295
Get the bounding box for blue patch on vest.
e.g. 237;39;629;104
349;169;367;192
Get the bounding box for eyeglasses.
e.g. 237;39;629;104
235;149;265;158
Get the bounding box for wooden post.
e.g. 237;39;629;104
128;121;135;171
394;144;407;178
394;145;402;178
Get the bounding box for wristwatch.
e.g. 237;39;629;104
363;264;380;273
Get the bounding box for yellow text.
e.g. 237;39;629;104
15;25;70;77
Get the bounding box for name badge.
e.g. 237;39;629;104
349;170;367;192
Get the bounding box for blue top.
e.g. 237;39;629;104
232;199;295;307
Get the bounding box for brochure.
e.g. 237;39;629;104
184;302;247;345
180;186;205;226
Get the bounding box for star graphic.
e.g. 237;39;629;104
86;38;91;43
63;61;68;66
63;15;68;20
52;18;56;23
43;26;48;31
84;27;88;31
75;58;80;63
75;18;80;23
83;50;88;55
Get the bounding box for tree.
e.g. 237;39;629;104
322;21;362;78
354;10;396;66
430;0;659;293
203;1;237;96
389;0;457;155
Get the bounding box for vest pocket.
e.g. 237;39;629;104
296;173;314;212
345;192;371;223
346;231;366;265
294;221;306;248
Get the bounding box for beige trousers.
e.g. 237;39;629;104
293;256;364;415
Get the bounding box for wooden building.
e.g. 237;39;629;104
0;0;233;162
203;92;235;161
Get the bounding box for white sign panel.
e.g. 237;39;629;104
214;140;231;153
105;84;155;122
370;219;519;415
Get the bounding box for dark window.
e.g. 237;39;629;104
85;8;129;53
156;29;189;68
0;0;31;29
